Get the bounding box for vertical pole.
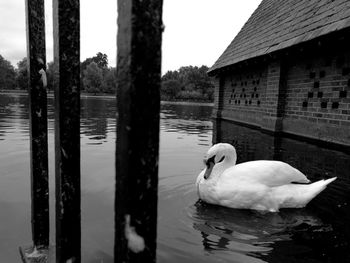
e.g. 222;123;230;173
53;0;81;262
25;0;49;249
115;0;163;262
212;118;222;145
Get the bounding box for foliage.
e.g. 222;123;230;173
16;58;58;92
0;55;17;90
101;67;117;94
46;61;58;91
83;62;104;94
161;79;182;99
16;57;28;90
80;52;116;94
81;52;108;73
0;52;117;94
15;58;59;92
161;65;214;101
177;90;204;100
1;52;213;100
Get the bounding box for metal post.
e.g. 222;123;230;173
115;0;163;262
53;0;81;262
25;0;49;249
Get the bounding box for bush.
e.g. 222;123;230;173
161;79;182;99
176;90;203;100
83;62;103;94
161;65;214;102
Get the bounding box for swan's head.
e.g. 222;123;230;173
203;143;237;180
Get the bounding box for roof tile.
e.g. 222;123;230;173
209;0;350;73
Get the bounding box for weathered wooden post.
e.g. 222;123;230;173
24;0;49;253
53;0;81;262
115;0;163;262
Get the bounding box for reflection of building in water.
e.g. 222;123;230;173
193;198;350;263
213;119;350;181
208;0;350;146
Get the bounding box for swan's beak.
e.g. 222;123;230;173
204;156;215;180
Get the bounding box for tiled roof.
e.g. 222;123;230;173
209;0;350;73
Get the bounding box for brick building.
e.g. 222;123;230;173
208;0;350;146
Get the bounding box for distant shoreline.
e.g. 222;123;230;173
0;90;116;99
0;90;214;106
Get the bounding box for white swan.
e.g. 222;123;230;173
196;143;336;212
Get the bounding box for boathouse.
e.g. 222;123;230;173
208;0;350;146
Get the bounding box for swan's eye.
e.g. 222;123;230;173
218;156;225;163
205;155;216;167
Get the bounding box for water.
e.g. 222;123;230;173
0;94;350;262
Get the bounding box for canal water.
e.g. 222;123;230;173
0;94;350;262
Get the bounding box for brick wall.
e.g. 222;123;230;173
261;60;285;132
212;76;221;118
214;65;268;126
213;47;350;146
283;51;350;145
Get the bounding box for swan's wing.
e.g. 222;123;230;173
222;160;309;187
216;178;270;209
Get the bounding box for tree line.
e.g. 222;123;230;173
0;53;214;101
0;52;117;94
161;65;214;101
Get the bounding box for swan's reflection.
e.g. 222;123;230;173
190;200;332;260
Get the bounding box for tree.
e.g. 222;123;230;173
16;57;28;90
81;52;109;92
102;67;117;94
81;52;108;73
161;79;182;100
83;62;103;94
161;65;214;101
0;55;17;90
162;70;180;82
46;61;58;91
94;52;108;69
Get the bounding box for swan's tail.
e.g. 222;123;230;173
303;177;337;201
274;177;337;209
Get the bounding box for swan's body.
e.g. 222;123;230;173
196;143;336;212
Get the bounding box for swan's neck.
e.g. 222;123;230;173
210;157;235;181
224;154;236;166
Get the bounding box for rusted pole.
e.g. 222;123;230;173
53;0;81;262
115;0;163;262
25;0;49;249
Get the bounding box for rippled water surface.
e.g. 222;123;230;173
1;94;350;262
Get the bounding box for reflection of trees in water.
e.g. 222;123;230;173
82;117;108;141
161;104;213;136
161;103;213;121
81;98;116;119
211;119;350;262
161;118;212;135
0;94;29;138
80;98;116;141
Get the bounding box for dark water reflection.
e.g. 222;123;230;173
1;94;350;262
192;119;350;263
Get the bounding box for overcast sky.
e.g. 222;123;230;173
0;0;260;73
